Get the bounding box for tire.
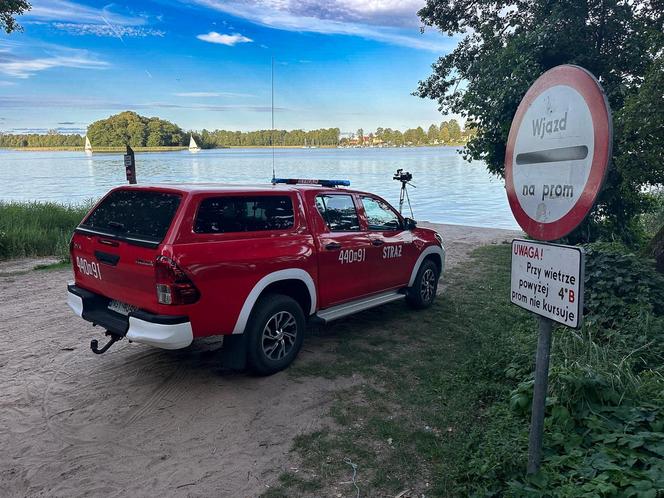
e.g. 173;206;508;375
406;259;439;309
245;294;305;375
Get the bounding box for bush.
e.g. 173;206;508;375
641;191;664;238
583;243;664;328
0;201;89;260
460;243;664;496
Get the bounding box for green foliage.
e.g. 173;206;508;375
459;243;664;496
87;111;185;147
416;0;664;244
273;243;664;496
0;0;30;33
1;115;473;150
0;201;89;260
0;131;84;148
642;190;664;237
196;127;341;147
583;243;664;328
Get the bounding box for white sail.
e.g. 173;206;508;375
84;136;92;154
189;135;200;152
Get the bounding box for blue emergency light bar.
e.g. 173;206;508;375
272;178;351;187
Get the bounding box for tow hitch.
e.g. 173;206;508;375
90;331;123;354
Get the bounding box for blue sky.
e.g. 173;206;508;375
0;0;459;135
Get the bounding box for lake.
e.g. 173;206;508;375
0;146;518;229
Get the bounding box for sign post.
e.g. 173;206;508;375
528;316;552;475
504;65;612;474
124;145;136;184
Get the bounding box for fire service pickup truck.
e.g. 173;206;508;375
67;179;445;375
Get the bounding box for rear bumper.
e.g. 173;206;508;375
67;283;193;350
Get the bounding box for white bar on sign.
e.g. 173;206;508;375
510;239;584;328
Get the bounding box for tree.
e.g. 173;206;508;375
416;0;664;244
87;111;184;147
427;124;439;143
447;119;461;142
1;0;30;33
357;128;364;144
439;126;450;144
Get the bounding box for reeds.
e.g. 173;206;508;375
0;201;91;260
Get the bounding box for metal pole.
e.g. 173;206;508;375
527;316;553;474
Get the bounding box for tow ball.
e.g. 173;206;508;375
90;331;123;354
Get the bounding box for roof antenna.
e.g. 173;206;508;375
271;56;276;183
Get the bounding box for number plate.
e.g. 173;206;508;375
108;300;138;316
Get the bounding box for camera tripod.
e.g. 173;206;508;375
393;169;415;218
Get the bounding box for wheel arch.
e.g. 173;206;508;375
408;245;445;287
232;269;316;335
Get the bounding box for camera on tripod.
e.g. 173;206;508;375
392;169;415;217
393;168;413;183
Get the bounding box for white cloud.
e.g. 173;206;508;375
0;96;285;113
174;91;252;97
187;0;451;51
0;44;109;79
197;32;253;46
26;0;146;26
51;23;165;37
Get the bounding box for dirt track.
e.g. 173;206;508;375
0;223;520;497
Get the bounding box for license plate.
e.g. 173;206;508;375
108;300;138;316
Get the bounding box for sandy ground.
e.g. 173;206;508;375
0;223;521;498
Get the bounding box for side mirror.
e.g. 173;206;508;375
404;217;417;230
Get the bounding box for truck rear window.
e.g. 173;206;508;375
194;195;294;233
79;190;181;244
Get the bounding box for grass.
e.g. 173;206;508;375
263;243;536;497
0;201;90;260
265;243;664;496
33;261;71;271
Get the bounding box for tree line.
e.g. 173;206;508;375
194;128;341;147
0;132;84;148
1;112;474;149
346;119;473;146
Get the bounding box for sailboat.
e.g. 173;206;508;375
84;136;93;155
189;135;201;153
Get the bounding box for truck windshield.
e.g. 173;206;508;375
79;190;181;244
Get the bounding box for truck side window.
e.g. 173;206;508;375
316;195;360;232
194;196;294;233
361;196;401;230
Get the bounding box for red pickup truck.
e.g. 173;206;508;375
67;180;445;374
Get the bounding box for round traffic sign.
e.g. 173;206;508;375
505;65;612;241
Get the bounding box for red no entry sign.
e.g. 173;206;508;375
505;65;612;241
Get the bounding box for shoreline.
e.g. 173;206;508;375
1;143;467;153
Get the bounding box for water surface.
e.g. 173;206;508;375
0;146;517;229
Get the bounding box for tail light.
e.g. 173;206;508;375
155;256;200;305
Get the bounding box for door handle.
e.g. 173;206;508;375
95;250;120;266
371;239;385;246
325;242;342;250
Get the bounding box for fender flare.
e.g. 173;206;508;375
232;269;317;334
408;245;446;287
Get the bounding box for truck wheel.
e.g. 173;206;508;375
406;259;439;309
246;294;305;375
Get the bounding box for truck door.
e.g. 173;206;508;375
314;194;372;307
359;195;416;291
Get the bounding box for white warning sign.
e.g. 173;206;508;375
510;239;584;328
